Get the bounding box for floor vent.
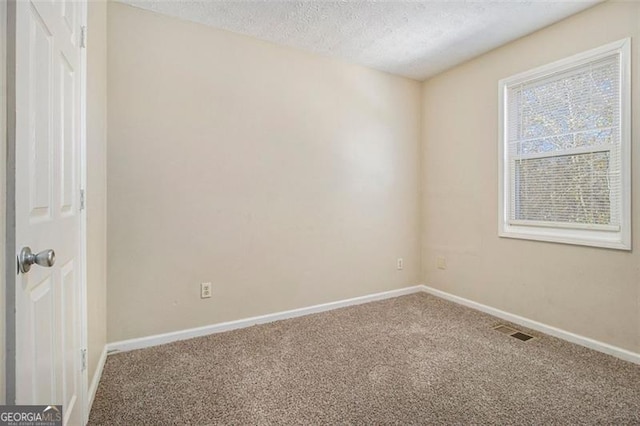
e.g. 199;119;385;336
493;325;535;342
511;332;535;341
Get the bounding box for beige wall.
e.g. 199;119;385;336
107;3;422;342
421;1;640;353
87;0;108;383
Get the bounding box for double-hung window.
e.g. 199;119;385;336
499;39;631;250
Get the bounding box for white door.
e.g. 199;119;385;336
14;0;86;425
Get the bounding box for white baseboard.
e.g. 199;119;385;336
105;283;640;366
421;285;640;365
87;346;107;415
106;285;424;354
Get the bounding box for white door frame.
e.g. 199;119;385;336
78;1;90;422
4;0;16;407
0;0;7;406
4;1;89;422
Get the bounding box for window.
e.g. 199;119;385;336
499;39;631;250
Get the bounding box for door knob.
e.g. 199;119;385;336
18;247;56;274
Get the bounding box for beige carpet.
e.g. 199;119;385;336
89;293;640;425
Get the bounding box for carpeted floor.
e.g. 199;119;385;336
89;293;640;425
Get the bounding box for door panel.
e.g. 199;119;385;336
15;1;86;425
59;53;74;215
29;277;54;403
61;260;78;425
61;1;76;40
29;6;53;221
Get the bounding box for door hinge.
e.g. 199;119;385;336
80;26;87;49
81;349;87;371
80;189;85;211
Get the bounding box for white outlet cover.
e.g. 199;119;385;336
201;282;212;299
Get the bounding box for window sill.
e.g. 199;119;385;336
499;224;630;250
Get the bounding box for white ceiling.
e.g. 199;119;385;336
118;0;601;81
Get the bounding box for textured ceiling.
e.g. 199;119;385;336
117;0;601;80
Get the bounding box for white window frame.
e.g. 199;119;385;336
498;38;631;250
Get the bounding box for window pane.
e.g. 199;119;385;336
511;57;619;143
514;151;611;225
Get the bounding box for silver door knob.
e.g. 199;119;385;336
18;247;56;274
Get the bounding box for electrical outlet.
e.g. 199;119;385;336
201;282;212;299
397;258;404;270
436;256;447;270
